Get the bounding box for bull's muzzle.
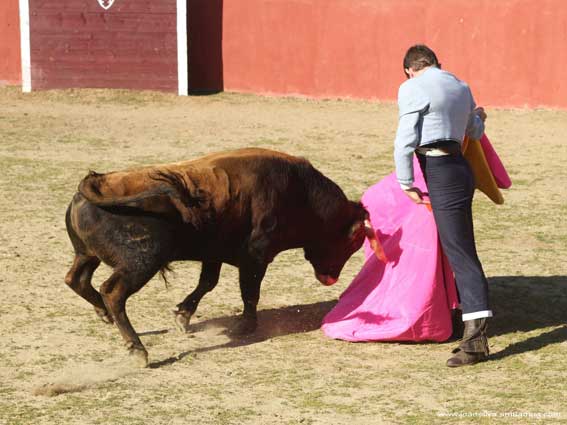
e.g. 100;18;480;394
364;219;388;263
316;273;338;286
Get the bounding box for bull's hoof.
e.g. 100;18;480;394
127;345;149;368
230;319;257;336
94;307;113;324
173;310;193;333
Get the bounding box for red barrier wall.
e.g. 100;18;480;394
188;0;223;93
28;0;178;92
215;0;567;109
8;0;567;108
0;0;21;85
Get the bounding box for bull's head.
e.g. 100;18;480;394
303;202;386;286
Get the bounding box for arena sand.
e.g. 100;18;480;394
0;87;565;424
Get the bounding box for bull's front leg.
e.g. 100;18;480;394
174;261;222;333
234;259;267;335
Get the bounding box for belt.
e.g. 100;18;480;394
416;140;462;156
416;147;453;156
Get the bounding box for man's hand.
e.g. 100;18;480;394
474;107;487;123
404;187;431;206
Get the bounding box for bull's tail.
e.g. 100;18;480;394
77;170;203;225
79;173;177;206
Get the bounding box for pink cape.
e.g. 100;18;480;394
321;157;459;342
480;134;512;189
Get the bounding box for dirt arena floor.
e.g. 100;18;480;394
0;86;565;424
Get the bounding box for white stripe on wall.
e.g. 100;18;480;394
19;0;31;92
176;0;188;96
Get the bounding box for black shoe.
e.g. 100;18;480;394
446;318;489;367
446;347;488;367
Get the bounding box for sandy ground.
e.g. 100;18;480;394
0;87;565;424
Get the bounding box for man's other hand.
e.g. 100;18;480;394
404;187;431;206
474;107;487;123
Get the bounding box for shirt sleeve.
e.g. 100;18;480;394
465;92;485;141
394;82;429;187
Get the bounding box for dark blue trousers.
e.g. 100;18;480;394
417;152;490;315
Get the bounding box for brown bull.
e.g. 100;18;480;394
65;148;384;366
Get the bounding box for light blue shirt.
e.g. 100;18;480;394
394;67;484;187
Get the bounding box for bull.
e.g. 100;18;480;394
64;148;384;366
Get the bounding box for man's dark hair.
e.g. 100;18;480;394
403;45;441;76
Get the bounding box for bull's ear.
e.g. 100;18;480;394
349;201;370;221
348;220;364;238
346;201;369;238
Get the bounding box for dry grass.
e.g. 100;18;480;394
0;86;565;425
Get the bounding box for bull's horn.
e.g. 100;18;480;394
364;219;388;263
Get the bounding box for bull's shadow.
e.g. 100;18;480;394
149;275;566;368
148;300;335;368
200;300;336;342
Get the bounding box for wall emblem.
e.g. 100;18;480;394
97;0;115;10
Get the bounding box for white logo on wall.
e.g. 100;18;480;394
97;0;115;10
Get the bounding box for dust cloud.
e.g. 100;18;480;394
33;361;139;397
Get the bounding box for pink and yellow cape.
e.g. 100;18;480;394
321;135;510;342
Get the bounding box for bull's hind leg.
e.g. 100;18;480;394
64;254;112;323
174;261;222;333
65;202;113;324
99;267;158;367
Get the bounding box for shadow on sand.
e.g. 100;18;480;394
148;275;566;368
148;300;335;368
486;275;566;361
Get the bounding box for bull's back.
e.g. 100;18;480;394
178;147;302;167
208;149;310;195
69;148;320;264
